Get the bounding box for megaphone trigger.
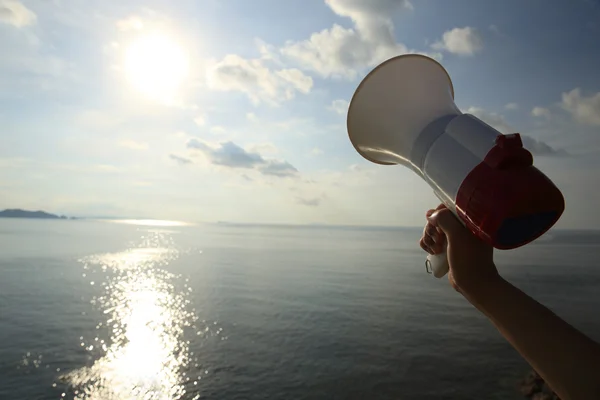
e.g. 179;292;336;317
426;251;450;279
426;194;453;279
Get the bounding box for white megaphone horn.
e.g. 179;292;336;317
347;54;565;279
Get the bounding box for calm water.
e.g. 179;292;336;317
1;220;599;400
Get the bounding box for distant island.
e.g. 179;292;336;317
0;209;75;220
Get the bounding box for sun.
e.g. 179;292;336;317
124;33;189;102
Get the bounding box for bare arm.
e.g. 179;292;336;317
467;276;600;400
420;206;600;400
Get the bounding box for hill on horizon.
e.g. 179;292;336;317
0;209;71;220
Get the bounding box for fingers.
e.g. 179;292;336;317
421;205;450;255
419;237;433;255
425;204;446;218
420;222;445;255
428;208;463;238
419;222;433;254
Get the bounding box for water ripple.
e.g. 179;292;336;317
62;231;199;400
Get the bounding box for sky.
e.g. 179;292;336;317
0;0;599;228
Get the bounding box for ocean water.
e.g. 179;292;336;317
1;220;599;400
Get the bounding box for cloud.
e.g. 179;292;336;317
0;0;36;27
561;88;600;126
349;164;368;172
329;99;349;115
259;160;298;177
466;107;513;134
210;126;227;135
466;107;567;157
206;54;313;105
0;157;30;168
169;154;192;165
432;27;484;55
310;148;324;156
118;139;148;151
133;181;153;187
246;112;259;122
188;139;262;167
275;68;313;93
531;106;551;118
193;115;206;126
280;0;420;79
247;142;278;155
505;102;518;110
187;139;298;177
116;16;144;31
520;136;568;157
94;164;120;173
296;196;323;207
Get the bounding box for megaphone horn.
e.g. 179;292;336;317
347;54;565;278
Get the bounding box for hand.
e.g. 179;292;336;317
419;204;499;296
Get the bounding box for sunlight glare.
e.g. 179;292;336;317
62;234;199;399
110;219;192;227
124;33;189;102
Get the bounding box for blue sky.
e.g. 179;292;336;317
1;0;599;228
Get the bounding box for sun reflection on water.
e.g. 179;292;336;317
62;230;200;399
108;219;192;227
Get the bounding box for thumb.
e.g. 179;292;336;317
427;208;464;239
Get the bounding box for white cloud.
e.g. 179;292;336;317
531;106;551;118
275;68;313;94
133;181;153;187
247;142;279;155
116;16;144;31
310;148;324;156
246;112;259;122
94;164;121;173
187;139;298;177
206;54;313;105
280;0;421;79
0;0;36;27
505;102;518;110
118;139;148;151
0;157;30;168
260;160;298;177
296;194;326;207
432;27;483;56
210;126;227;135
193;115;206;126
169;154;192;165
520;135;569;157
466;107;567;156
188;139;262;167
561;88;600;126
466;107;513;134
255;38;278;61
329;99;349;115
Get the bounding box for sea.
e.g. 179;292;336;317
1;219;599;400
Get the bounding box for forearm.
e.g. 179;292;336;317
464;276;600;400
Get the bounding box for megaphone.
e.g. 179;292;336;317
347;54;565;278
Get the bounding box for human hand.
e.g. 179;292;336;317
419;204;500;295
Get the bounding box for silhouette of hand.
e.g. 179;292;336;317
420;204;499;294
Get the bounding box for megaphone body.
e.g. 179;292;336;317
347;55;564;278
